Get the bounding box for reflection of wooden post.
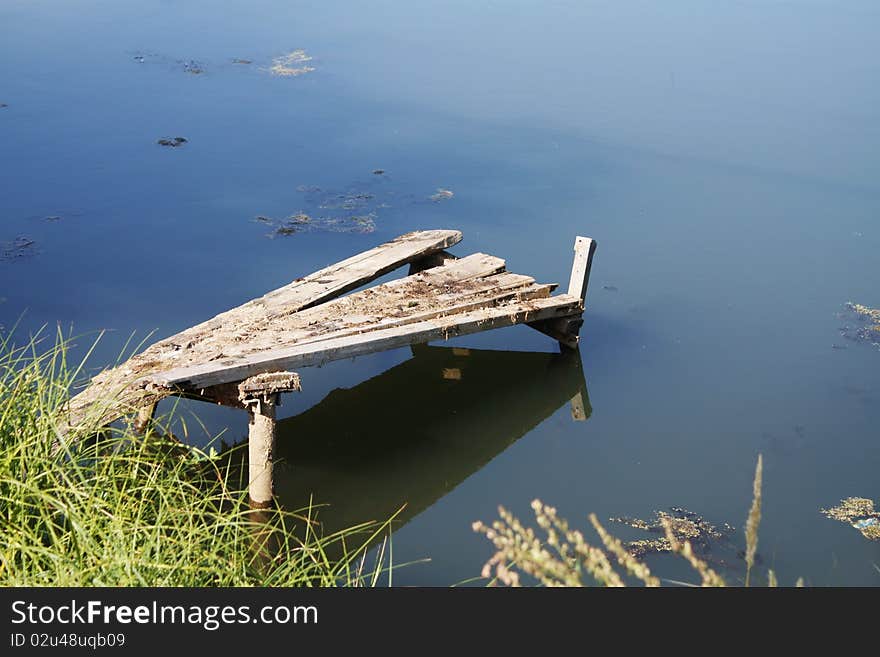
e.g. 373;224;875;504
247;394;278;508
570;392;588;421
551;344;592;422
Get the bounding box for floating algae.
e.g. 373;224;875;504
157;137;188;148
131;49;318;78
267;49;315;77
320;192;375;211
1;236;38;262
22;209;84;223
838;302;880;347
132;51;207;74
429;188;454;202
610;507;734;558
821;498;880;541
256;212;376;237
180;59;205;74
254;173;454;239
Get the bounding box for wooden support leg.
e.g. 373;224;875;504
247;394;278;508
528;236;597;349
133;401;158;435
530;316;583;350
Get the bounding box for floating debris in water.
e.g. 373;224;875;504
22;209;84;223
180;59;205;75
267;49;315;77
848;302;880;325
602;285;618;292
838;302;880;347
320;192;374;212
429;188;454;202
0;103;8;109
255;175;452;239
131;50;318;78
1;236;38;262
131;51;208;74
821;498;880;541
157;137;188;148
256;212;376;237
610;507;735;558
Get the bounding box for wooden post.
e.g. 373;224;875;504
132;401;157;435
246;394;278;507
528;236;596;348
568;236;597;307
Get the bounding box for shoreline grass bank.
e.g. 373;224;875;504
0;330;389;586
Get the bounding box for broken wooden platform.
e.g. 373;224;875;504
61;229;597;505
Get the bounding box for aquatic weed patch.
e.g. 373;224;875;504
609;507;735;558
0;236;38;262
130;49;316;78
252;176;455;239
474;455;801;587
255;212;376;237
839;302;880;348
266;50;315;77
822;497;880;541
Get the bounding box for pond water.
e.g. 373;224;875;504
2;0;878;586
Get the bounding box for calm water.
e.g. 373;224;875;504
2;0;878;585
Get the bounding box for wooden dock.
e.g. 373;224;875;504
61;229;597;505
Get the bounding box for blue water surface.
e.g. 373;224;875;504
2;0;878;586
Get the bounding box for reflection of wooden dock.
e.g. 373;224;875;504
238;344;590;538
63;229;597;504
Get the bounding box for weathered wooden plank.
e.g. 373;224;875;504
162;229;463;341
288;278;555;350
567;236;597;305
152;294;583;390
60;251;511;433
61;232;596;440
266;252;506;321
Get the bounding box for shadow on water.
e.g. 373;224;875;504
226;343;590;548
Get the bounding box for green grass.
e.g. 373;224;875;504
0;328;391;586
